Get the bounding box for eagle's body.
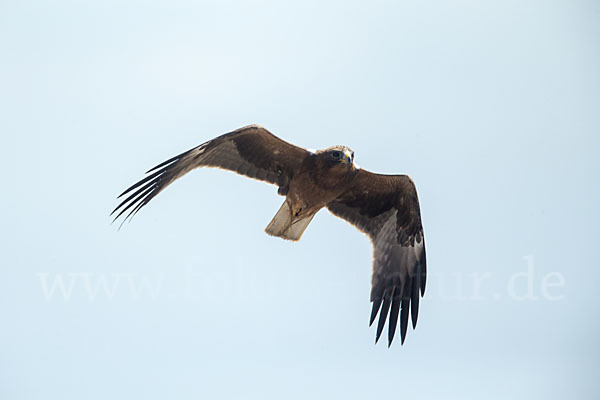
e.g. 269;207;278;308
267;146;358;241
112;125;426;346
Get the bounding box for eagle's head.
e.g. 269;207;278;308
308;145;358;189
319;145;355;170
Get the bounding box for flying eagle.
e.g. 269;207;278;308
112;125;426;346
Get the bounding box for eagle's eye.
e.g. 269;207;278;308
331;151;342;159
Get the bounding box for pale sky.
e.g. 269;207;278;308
1;1;599;399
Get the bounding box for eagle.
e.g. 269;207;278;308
112;125;426;346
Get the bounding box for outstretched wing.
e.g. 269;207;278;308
326;169;426;346
111;125;309;224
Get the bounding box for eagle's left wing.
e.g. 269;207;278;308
326;170;426;346
111;125;309;224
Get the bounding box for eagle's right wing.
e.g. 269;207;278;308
326;170;426;346
111;125;309;224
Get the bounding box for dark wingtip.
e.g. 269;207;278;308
420;251;427;295
116;168;162;199
387;295;401;347
411;279;420;329
375;296;391;344
145;151;186;174
400;298;410;345
375;322;384;344
375;328;383;344
369;297;382;327
111;184;156;224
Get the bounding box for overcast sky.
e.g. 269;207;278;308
1;0;599;399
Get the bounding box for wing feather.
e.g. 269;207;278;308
327;169;426;346
112;125;309;224
375;290;392;343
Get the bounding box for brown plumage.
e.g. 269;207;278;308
112;124;426;346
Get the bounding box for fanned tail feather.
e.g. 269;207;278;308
265;201;315;241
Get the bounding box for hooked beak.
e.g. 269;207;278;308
343;150;353;165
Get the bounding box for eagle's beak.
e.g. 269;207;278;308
343;151;353;165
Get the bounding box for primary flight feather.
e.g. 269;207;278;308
112;124;427;346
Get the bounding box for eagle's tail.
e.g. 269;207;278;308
265;201;315;241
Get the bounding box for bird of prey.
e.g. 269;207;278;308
112;125;426;346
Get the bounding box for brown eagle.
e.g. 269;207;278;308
112;125;426;346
